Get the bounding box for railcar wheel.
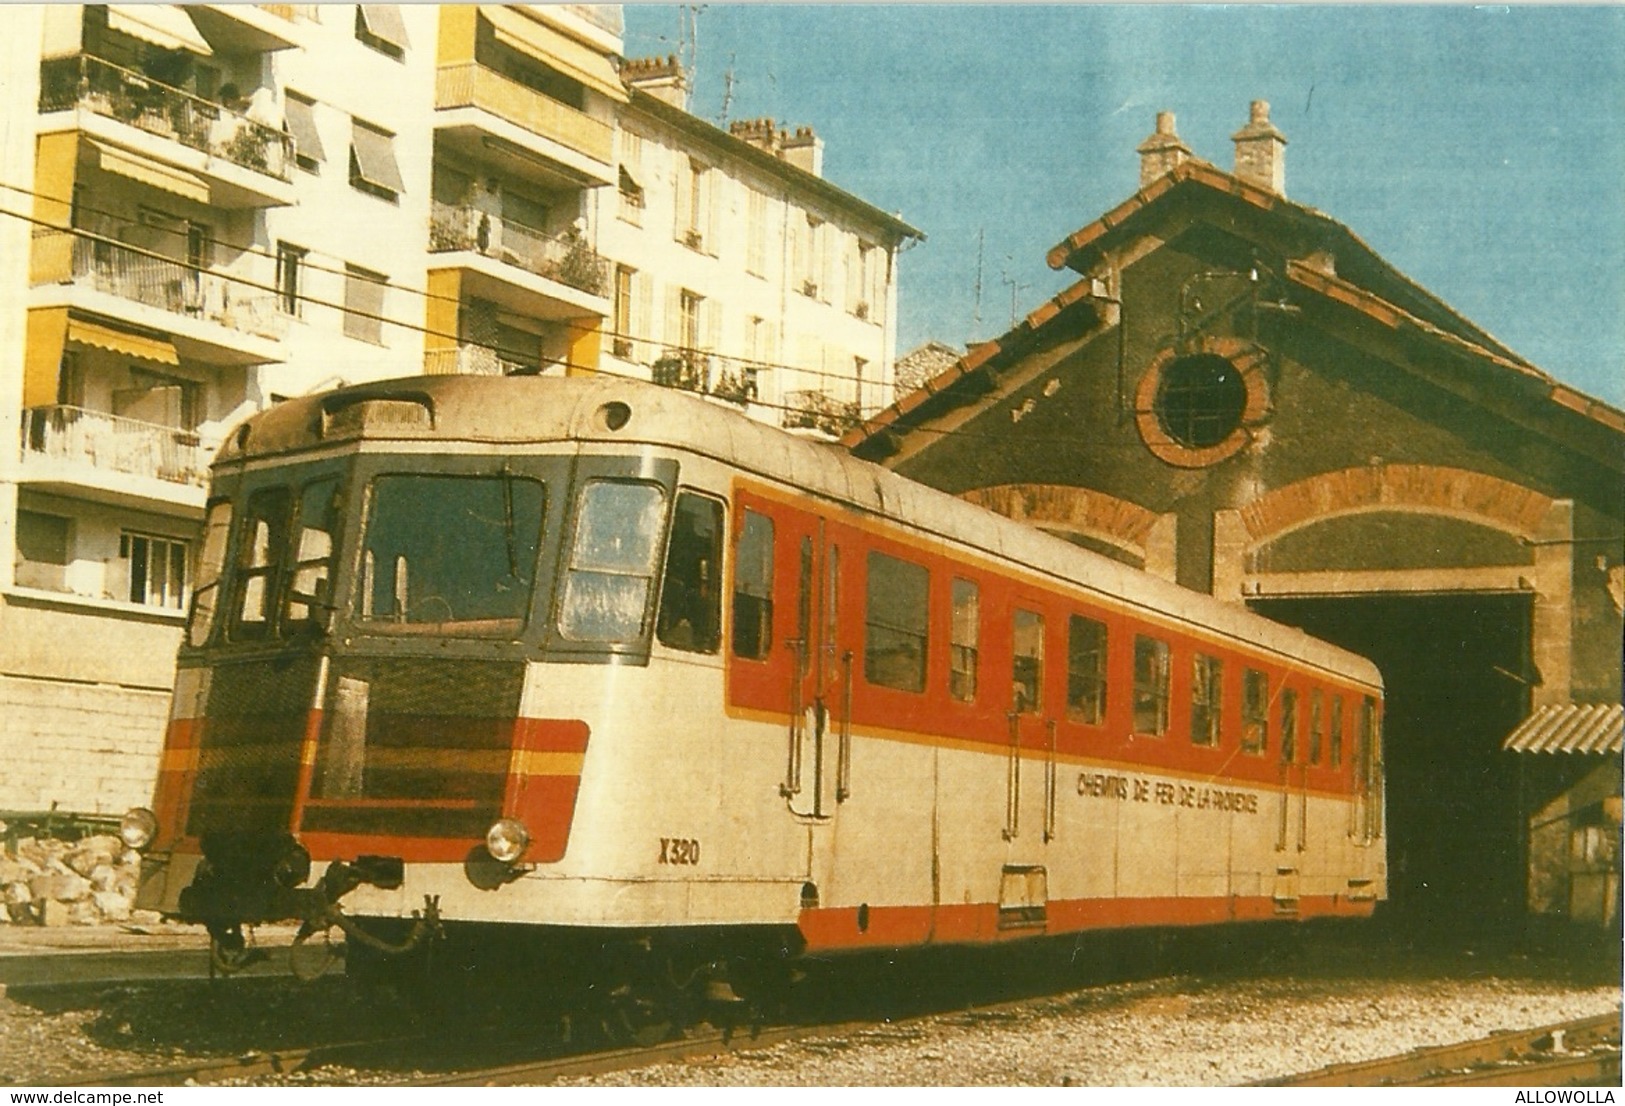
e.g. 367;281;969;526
601;981;679;1047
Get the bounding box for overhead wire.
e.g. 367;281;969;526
0;176;901;395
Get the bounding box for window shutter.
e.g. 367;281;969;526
633;271;654;360
673;154;692;243
663;285;682;352
703;298;722;352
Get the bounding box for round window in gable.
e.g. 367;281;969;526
1156;353;1247;449
1134;339;1270;468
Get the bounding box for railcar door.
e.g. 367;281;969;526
728;494;846;824
782;520;847;820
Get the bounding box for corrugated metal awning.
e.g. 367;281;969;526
88;139;211;205
350;121;404;194
1502;703;1623;755
357;5;409;52
285;94;325;164
106;5;213;56
479;6;629;104
67;316;180;366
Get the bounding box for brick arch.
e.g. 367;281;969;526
960;484;1161;560
1238;464;1556;549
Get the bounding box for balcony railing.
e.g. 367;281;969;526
39;54;293;181
434;62;614;166
423;345;539;377
35;230;286;342
429;202;608;297
782;388;862;437
21;405;208;489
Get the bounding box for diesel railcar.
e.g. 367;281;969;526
127;374;1385;1020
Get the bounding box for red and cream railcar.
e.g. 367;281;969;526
130;374;1384;995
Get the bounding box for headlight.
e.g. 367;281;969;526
485;818;529;864
119;807;159;850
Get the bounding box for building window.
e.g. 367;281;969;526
731;509;774;660
618;166;644;225
1158;354;1247;450
746;189;769;278
1012;608;1044;714
797;215;824;298
853;356;868;412
1135;337;1270;468
950;577;979;702
1192;653;1223;747
343;264;387;344
1067;614;1108;724
679;289;703;350
612;265;635;357
349;118;404;201
1242;667;1269;755
676;157;710;251
865;551;928;693
355;4;408;60
276;241;306;316
1133;635;1170;735
121;531;188;610
285;91;324;172
14;511;72;592
854;241;878;319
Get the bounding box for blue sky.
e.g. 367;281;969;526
623;4;1625;407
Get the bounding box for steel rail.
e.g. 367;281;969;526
1258;1011;1621;1087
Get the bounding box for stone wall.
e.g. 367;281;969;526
0;673;169;814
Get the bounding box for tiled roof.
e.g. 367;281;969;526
1502;703;1624;756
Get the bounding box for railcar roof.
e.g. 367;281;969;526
219;374;1381;688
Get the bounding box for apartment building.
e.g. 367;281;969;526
602;57;921;431
0;5;915;816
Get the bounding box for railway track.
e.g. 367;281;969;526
1260;1011;1622;1087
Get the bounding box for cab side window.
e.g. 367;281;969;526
657;492;723;653
229;486;291;641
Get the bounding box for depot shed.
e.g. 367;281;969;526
846;103;1625;934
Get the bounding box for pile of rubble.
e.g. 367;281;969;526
1;832;151;927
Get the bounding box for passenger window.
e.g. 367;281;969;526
558;480;666;642
285;478;339;630
1191;653;1223;747
1280;687;1299;764
1067;615;1107;724
1011;608;1044;713
657;492;723;653
864;551;928;692
949;577;979;701
1308;689;1324;765
1132;635;1170;735
1241;667;1268;755
731;509;774;659
229;486;290;641
1329;695;1344;767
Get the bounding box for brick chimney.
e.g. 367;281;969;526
1232;100;1286;195
1137;110;1192;186
728;117;780;154
781;125;824;177
622;55;688;109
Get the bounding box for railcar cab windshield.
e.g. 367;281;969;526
183;451;719;662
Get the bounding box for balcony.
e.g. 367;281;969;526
423;344;542;377
431;202;608;295
38;54;296;208
428;205;608;321
434;62;615;187
31;230;285;366
19;405;208;514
